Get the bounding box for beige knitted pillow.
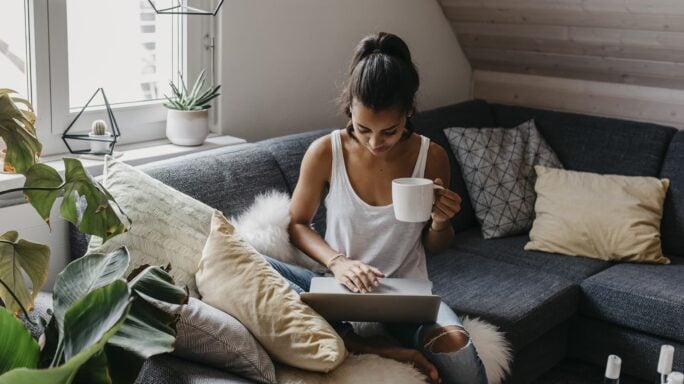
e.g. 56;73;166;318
525;165;670;264
88;157;214;297
196;211;346;372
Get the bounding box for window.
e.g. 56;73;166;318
0;0;212;156
66;0;179;109
0;0;31;100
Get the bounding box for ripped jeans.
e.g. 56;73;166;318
264;256;488;384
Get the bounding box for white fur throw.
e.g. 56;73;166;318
235;191;513;383
232;190;324;272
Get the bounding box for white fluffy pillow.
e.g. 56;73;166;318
232;190;324;272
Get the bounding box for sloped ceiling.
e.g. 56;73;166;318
439;0;684;89
436;0;684;128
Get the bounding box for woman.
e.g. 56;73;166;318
265;32;487;384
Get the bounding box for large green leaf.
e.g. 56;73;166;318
0;92;41;174
0;231;50;315
62;280;131;362
108;266;187;358
73;350;111;384
23;164;64;227
53;248;129;341
61;158;128;241
0;286;131;384
0;307;39;374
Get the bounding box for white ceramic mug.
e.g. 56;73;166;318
392;178;444;222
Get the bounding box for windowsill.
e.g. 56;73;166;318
0;134;247;194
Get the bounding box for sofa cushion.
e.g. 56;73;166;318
427;251;578;349
142;145;290;219
412;100;496;233
491;104;676;177
451;228;611;282
661;131;684;257
259;128;332;236
580;256;684;342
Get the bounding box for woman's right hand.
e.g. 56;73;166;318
330;258;384;293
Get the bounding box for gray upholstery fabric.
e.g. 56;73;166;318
23;291;53;341
580;257;684;342
509;321;569;384
169;298;276;384
259;128;332;236
412;100;497;233
660;131;684;257
135;354;255;384
141;145;289;219
451;228;612;282
568;316;684;382
426;250;578;349
444;120;562;238
491;103;676;177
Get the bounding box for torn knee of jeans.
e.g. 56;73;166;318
423;326;470;353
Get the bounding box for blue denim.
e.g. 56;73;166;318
264;256;488;384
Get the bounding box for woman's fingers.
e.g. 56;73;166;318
352;267;373;292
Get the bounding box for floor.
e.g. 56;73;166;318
532;359;650;384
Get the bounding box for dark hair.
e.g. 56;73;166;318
339;32;420;141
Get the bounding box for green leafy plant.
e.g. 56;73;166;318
0;90;188;383
163;69;220;111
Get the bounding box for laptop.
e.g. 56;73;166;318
300;277;441;323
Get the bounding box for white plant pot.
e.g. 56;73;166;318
166;109;210;146
88;132;113;154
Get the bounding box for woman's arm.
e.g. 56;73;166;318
423;143;461;254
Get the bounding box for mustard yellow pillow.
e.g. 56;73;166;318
525;166;670;264
196;211;346;372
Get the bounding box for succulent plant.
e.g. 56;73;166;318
90;119;109;136
164;69;220;111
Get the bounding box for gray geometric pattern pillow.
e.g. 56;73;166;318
157;297;277;384
444;120;562;239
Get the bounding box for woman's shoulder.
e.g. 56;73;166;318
307;132;334;159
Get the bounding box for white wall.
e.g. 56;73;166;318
216;0;472;142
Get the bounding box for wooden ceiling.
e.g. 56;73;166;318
439;0;684;89
437;0;684;128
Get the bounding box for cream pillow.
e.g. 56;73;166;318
196;211;346;373
525;166;670;264
88;157;214;297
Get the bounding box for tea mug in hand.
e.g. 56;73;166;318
392;178;444;222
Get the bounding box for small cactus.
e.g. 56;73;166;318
90;120;109;136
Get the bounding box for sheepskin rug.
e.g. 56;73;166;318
235;191;512;383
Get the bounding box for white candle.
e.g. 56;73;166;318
605;355;622;380
658;345;675;374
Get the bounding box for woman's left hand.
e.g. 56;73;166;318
431;178;462;230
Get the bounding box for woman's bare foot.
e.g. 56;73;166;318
343;333;440;383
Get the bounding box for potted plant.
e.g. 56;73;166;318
88;119;113;154
164;70;221;146
0;89;188;383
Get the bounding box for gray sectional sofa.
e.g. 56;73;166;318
66;100;683;383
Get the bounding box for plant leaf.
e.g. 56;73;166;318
0;231;50;315
72;348;111;384
59;158;128;241
108;266;187;358
53;248;130;343
0;289;130;384
0;307;39;374
0;93;41;174
62;281;131;361
23;164;64;226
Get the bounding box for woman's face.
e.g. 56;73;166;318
350;100;407;158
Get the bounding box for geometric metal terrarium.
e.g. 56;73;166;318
146;0;225;16
61;88;121;156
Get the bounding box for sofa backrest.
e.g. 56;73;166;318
258;128;334;236
412;100;496;233
491;104;677;177
660;131;684;257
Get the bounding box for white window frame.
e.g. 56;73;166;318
24;0;213;157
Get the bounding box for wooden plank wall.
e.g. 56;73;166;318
438;0;684;128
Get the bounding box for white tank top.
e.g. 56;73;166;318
324;129;431;279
